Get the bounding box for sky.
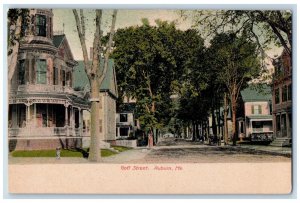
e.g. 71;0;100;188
53;9;283;62
53;9;193;60
52;8;283;78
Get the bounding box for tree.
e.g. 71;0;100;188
73;9;117;161
209;32;261;145
7;9;29;90
184;10;292;60
111;20;188;135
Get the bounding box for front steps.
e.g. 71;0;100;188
270;137;292;147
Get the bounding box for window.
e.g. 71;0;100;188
120;128;129;136
18;60;25;85
120;114;128;122
276;115;281;131
281;114;286;130
288;113;292;128
62;70;66;86
252;121;263;132
66;71;71;86
251;105;262;115
275;88;280;104
275;60;283;77
53;67;58;85
240;122;244;133
36;59;47;84
134;119;137;127
36;15;46;37
287;84;292;101
282;85;287;102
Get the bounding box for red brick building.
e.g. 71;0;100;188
271;50;292;147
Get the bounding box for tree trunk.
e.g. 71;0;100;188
89;80;101;161
196;122;199;141
73;9;117;162
217;101;221;135
192;122;196;141
212;108;217;135
224;93;228;145
231;95;237;146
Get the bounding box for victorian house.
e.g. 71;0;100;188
8;9;89;150
271;50;292;147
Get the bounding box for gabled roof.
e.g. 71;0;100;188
73;59;118;98
53;34;76;63
241;84;272;102
53;34;65;48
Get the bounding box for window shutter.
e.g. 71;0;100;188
259;105;262;114
251;105;254;114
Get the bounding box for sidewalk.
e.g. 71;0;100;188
236;144;292;157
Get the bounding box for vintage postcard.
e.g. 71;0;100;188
6;6;293;195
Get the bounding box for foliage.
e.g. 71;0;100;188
7;9;30;55
183;10;292;58
208;32;261;145
209;32;261;98
111;20;206;130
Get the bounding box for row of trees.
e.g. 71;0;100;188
110;19;262;145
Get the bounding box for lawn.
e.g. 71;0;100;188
10;148;120;158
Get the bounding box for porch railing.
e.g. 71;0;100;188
8;126;87;137
16;84;83;98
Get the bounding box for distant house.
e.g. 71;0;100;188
73;59;118;146
271;50;292;146
237;85;273;142
116;102;138;139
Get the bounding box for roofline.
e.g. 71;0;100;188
53;34;65;49
100;89;118;100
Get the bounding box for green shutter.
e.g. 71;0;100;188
258;105;262;114
251;105;254;114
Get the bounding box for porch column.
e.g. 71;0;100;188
249;120;252;135
78;108;82;136
71;107;74;128
64;105;68;126
64;104;69;136
26;103;31;127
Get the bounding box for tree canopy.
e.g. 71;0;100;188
111;20;206;131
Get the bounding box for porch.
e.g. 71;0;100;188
8;103;89;138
